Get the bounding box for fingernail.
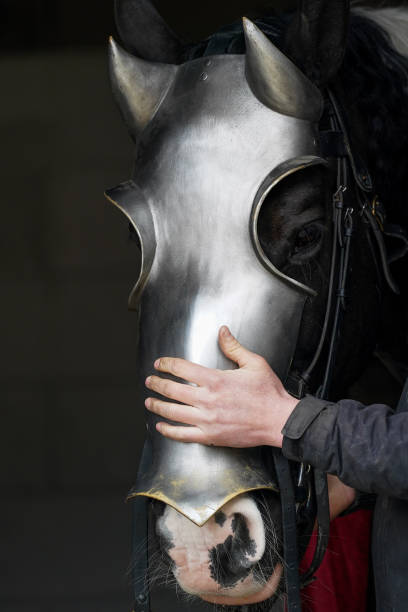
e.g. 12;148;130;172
145;376;151;387
154;359;160;369
220;325;230;337
145;398;151;409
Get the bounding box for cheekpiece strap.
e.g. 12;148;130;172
321;90;373;193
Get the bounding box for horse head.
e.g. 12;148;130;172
106;0;386;607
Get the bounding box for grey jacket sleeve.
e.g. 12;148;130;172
282;395;408;500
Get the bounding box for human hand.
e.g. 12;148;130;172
145;325;299;448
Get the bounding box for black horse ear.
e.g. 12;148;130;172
284;0;350;88
114;0;184;63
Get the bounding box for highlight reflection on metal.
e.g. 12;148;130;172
106;20;324;526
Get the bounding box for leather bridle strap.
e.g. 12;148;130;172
273;449;302;612
131;441;152;612
282;89;358;603
296;163;350;589
299;468;330;586
318;157;353;398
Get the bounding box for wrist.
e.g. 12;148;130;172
267;392;299;448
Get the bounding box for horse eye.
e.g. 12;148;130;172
290;222;323;261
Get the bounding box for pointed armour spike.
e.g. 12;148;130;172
242;17;323;122
108;37;178;141
114;0;183;63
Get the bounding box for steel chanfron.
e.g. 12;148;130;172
106;19;326;526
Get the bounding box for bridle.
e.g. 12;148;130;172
280;86;408;611
129;87;408;612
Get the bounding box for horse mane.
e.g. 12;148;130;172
353;5;408;57
340;7;408;228
183;6;408;229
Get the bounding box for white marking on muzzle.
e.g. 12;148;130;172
156;493;266;596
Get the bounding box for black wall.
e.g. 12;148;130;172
0;0;296;49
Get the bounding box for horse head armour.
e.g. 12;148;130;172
106;3;328;527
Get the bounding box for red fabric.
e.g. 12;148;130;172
299;510;372;612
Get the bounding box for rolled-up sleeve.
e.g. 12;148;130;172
282;395;408;500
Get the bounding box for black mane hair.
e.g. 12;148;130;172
183;10;408;229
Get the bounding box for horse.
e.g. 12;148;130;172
106;1;408;609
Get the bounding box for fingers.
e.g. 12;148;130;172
146;375;199;404
153;328;263;384
145;397;201;425
154;356;216;387
218;325;260;368
156;422;207;444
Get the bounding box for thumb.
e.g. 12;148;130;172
218;326;257;368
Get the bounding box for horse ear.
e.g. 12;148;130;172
114;0;183;63
243;18;323;122
284;0;350;87
109;37;178;141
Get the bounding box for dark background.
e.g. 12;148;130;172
0;1;404;611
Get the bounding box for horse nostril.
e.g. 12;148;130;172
209;513;259;588
230;513;258;567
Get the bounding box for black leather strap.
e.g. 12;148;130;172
362;204;400;294
327;89;373;193
273;449;302;612
299;468;330;586
131;441;152;612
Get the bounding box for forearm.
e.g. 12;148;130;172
282;396;408;500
